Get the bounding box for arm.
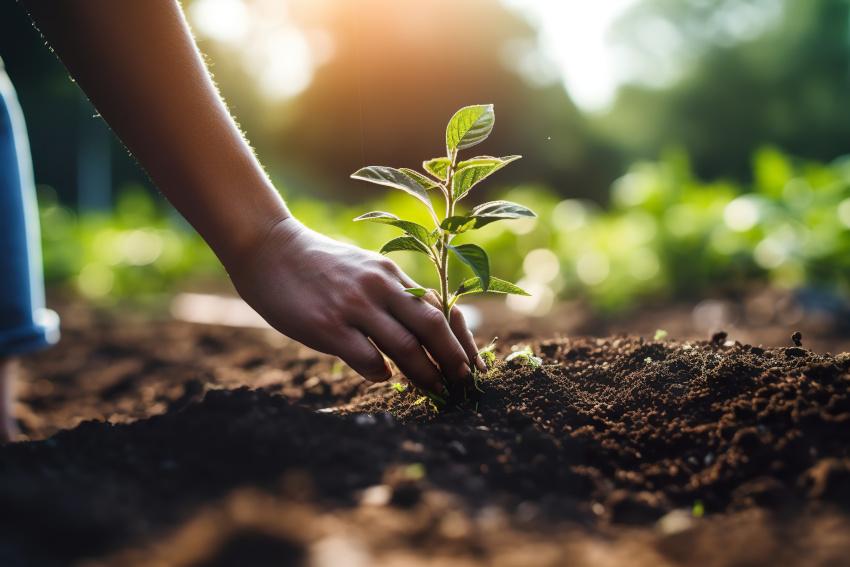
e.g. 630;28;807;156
22;0;483;393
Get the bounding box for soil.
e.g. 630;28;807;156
4;302;850;566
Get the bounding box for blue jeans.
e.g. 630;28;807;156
0;65;59;356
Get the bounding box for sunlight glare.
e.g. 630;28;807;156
501;0;639;111
189;0;249;43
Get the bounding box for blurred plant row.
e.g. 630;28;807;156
40;147;850;314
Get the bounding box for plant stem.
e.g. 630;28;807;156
438;150;459;321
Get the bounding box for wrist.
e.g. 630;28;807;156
215;207;293;270
218;211;305;279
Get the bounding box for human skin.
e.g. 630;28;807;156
20;0;484;398
0;358;19;442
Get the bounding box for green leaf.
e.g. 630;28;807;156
441;200;536;234
380;236;431;256
478;338;498;367
445;104;495;152
404;286;428;297
456;155;507;169
351;166;435;216
400;168;440;191
449;243;490;291
423;157;451;181
468;200;536;227
353;211;433;246
441;216;477;234
455;276;530;297
505;346;542;368
451;155;521;200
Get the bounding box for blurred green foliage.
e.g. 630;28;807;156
41;147;850;312
601;0;850;181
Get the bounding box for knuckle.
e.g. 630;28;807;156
338;288;370;314
420;305;448;331
450;304;466;323
358;269;392;291
423;289;441;306
375;257;398;273
395;332;423;358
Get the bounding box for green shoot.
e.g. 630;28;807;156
351;104;535;320
391;382;407;394
478;337;498;368
403;463;426;481
654;329;669;341
412;394;441;412
692;500;705;518
505;345;542;368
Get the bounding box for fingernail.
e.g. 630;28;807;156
474;355;487;372
366;361;393;382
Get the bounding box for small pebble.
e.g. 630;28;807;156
354;414;377;427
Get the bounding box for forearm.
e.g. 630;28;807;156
21;0;289;267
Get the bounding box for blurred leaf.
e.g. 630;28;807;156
380;235;432;256
452;155;521;199
423;157;451;181
455;276;529;296
354;211;433;246
351;166;435;216
446;104;495;152
404;286;429;297
449;243;490;290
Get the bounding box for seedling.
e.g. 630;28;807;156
478;338;498;368
654;329;668;341
351;104;534;320
691;499;705;518
505;345;542;368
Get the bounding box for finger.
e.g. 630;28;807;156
357;313;446;395
387;289;472;384
332;328;392;382
448;304;486;372
420;292;482;372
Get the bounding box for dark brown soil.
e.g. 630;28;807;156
4;305;850;566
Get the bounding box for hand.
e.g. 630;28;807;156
0;358;20;443
227;218;483;394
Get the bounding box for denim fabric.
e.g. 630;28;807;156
0;66;59;355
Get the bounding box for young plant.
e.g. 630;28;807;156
350;104;534;320
505;345;542;368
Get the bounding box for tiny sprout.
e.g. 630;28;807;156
391;382;407;394
505;346;542;368
478;337;498;368
412;394;441;412
654;329;668;341
644;357;653;364
403;463;426;481
692;500;705;518
351;104;535;321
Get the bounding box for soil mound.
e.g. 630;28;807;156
3;329;850;564
363;335;850;523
